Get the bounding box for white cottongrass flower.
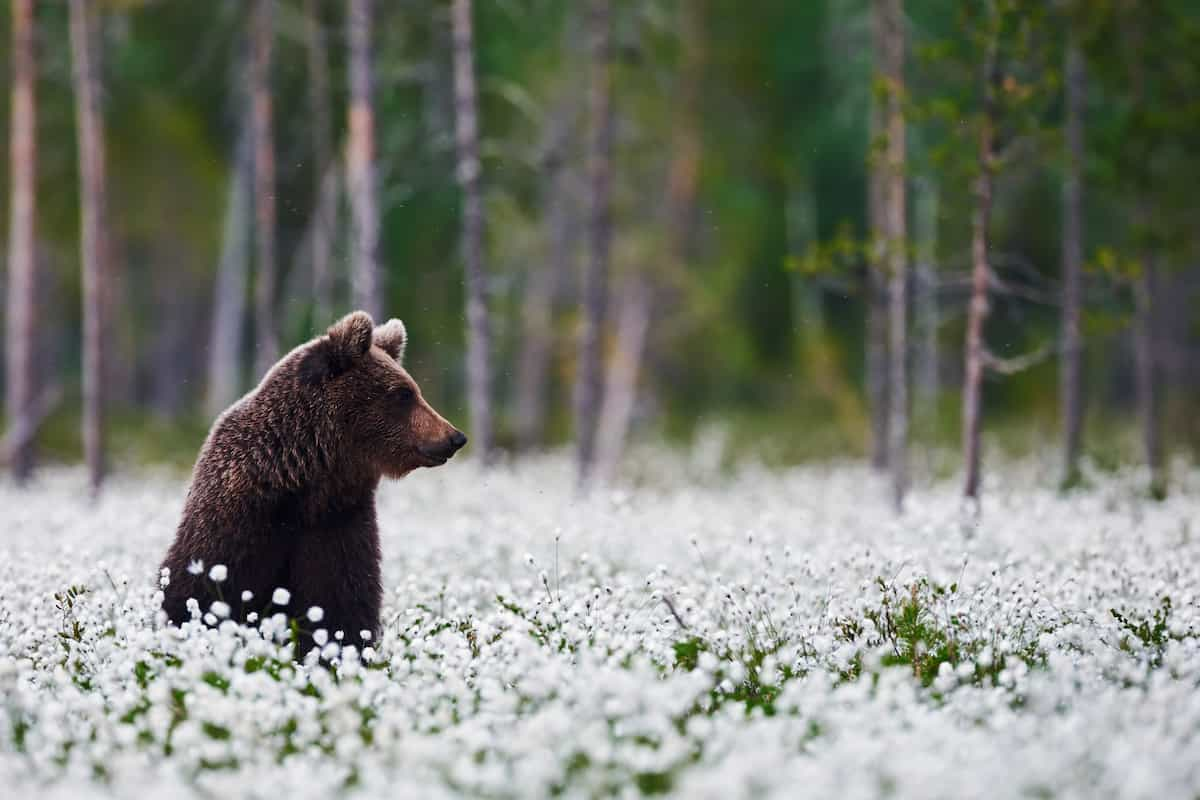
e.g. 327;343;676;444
307;606;324;623
271;587;291;605
186;559;204;575
208;564;228;582
0;458;1198;799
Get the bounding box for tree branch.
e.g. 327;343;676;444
988;273;1060;306
0;383;63;465
983;343;1055;375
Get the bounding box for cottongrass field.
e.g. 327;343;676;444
1;454;1199;799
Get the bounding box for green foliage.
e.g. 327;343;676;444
672;637;705;672
1110;597;1193;668
839;577;1046;689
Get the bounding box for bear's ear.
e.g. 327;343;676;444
373;318;407;365
328;310;375;360
298;310;374;384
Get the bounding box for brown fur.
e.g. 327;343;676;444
160;311;465;650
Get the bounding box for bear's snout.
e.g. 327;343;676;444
419;429;467;465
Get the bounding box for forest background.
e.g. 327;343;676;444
1;0;1198;503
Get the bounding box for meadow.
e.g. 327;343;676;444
1;454;1198;798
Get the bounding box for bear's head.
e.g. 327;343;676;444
298;311;467;478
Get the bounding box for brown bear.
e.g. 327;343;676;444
159;311;465;652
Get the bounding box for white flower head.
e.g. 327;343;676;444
307;606;324;623
210;601;231;619
186;560;204;576
208;564;228;583
272;587;291;606
241;590;254;602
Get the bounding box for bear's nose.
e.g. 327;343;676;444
449;430;467;451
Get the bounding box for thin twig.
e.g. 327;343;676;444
983;342;1055;375
662;593;689;630
0;383;62;465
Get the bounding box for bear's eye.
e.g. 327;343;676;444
390;385;416;404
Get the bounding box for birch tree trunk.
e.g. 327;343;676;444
962;26;998;503
594;278;652;483
294;162;340;326
866;10;889;471
575;0;614;485
1059;34;1086;488
665;0;704;266
516;143;573;450
878;0;908;510
5;0;38;482
451;0;494;461
593;0;702;481
962;172;992;501
306;0;335;325
206;125;253;417
1124;18;1166;499
251;0;279;376
346;0;381;320
1133;257;1164;497
914;178;939;429
866;257;889;465
70;0;108;491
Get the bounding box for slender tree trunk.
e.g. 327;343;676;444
962;30;998;502
295;161;341;326
866;252;889;466
346;0;382;319
666;0;704;264
866;8;889;471
251;0;278;376
451;0;494;461
1123;19;1166;498
206;125;253;417
594;277;652;483
70;0;108;491
1133;256;1164;496
5;0;38;482
151;275;190;418
306;0;335;325
1060;35;1086;487
516;146;573;450
788;179;864;443
575;0;614;485
592;0;703;480
914;178;939;428
789;172;873;452
962;170;992;501
877;0;907;509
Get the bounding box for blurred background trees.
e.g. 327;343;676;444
2;0;1199;500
